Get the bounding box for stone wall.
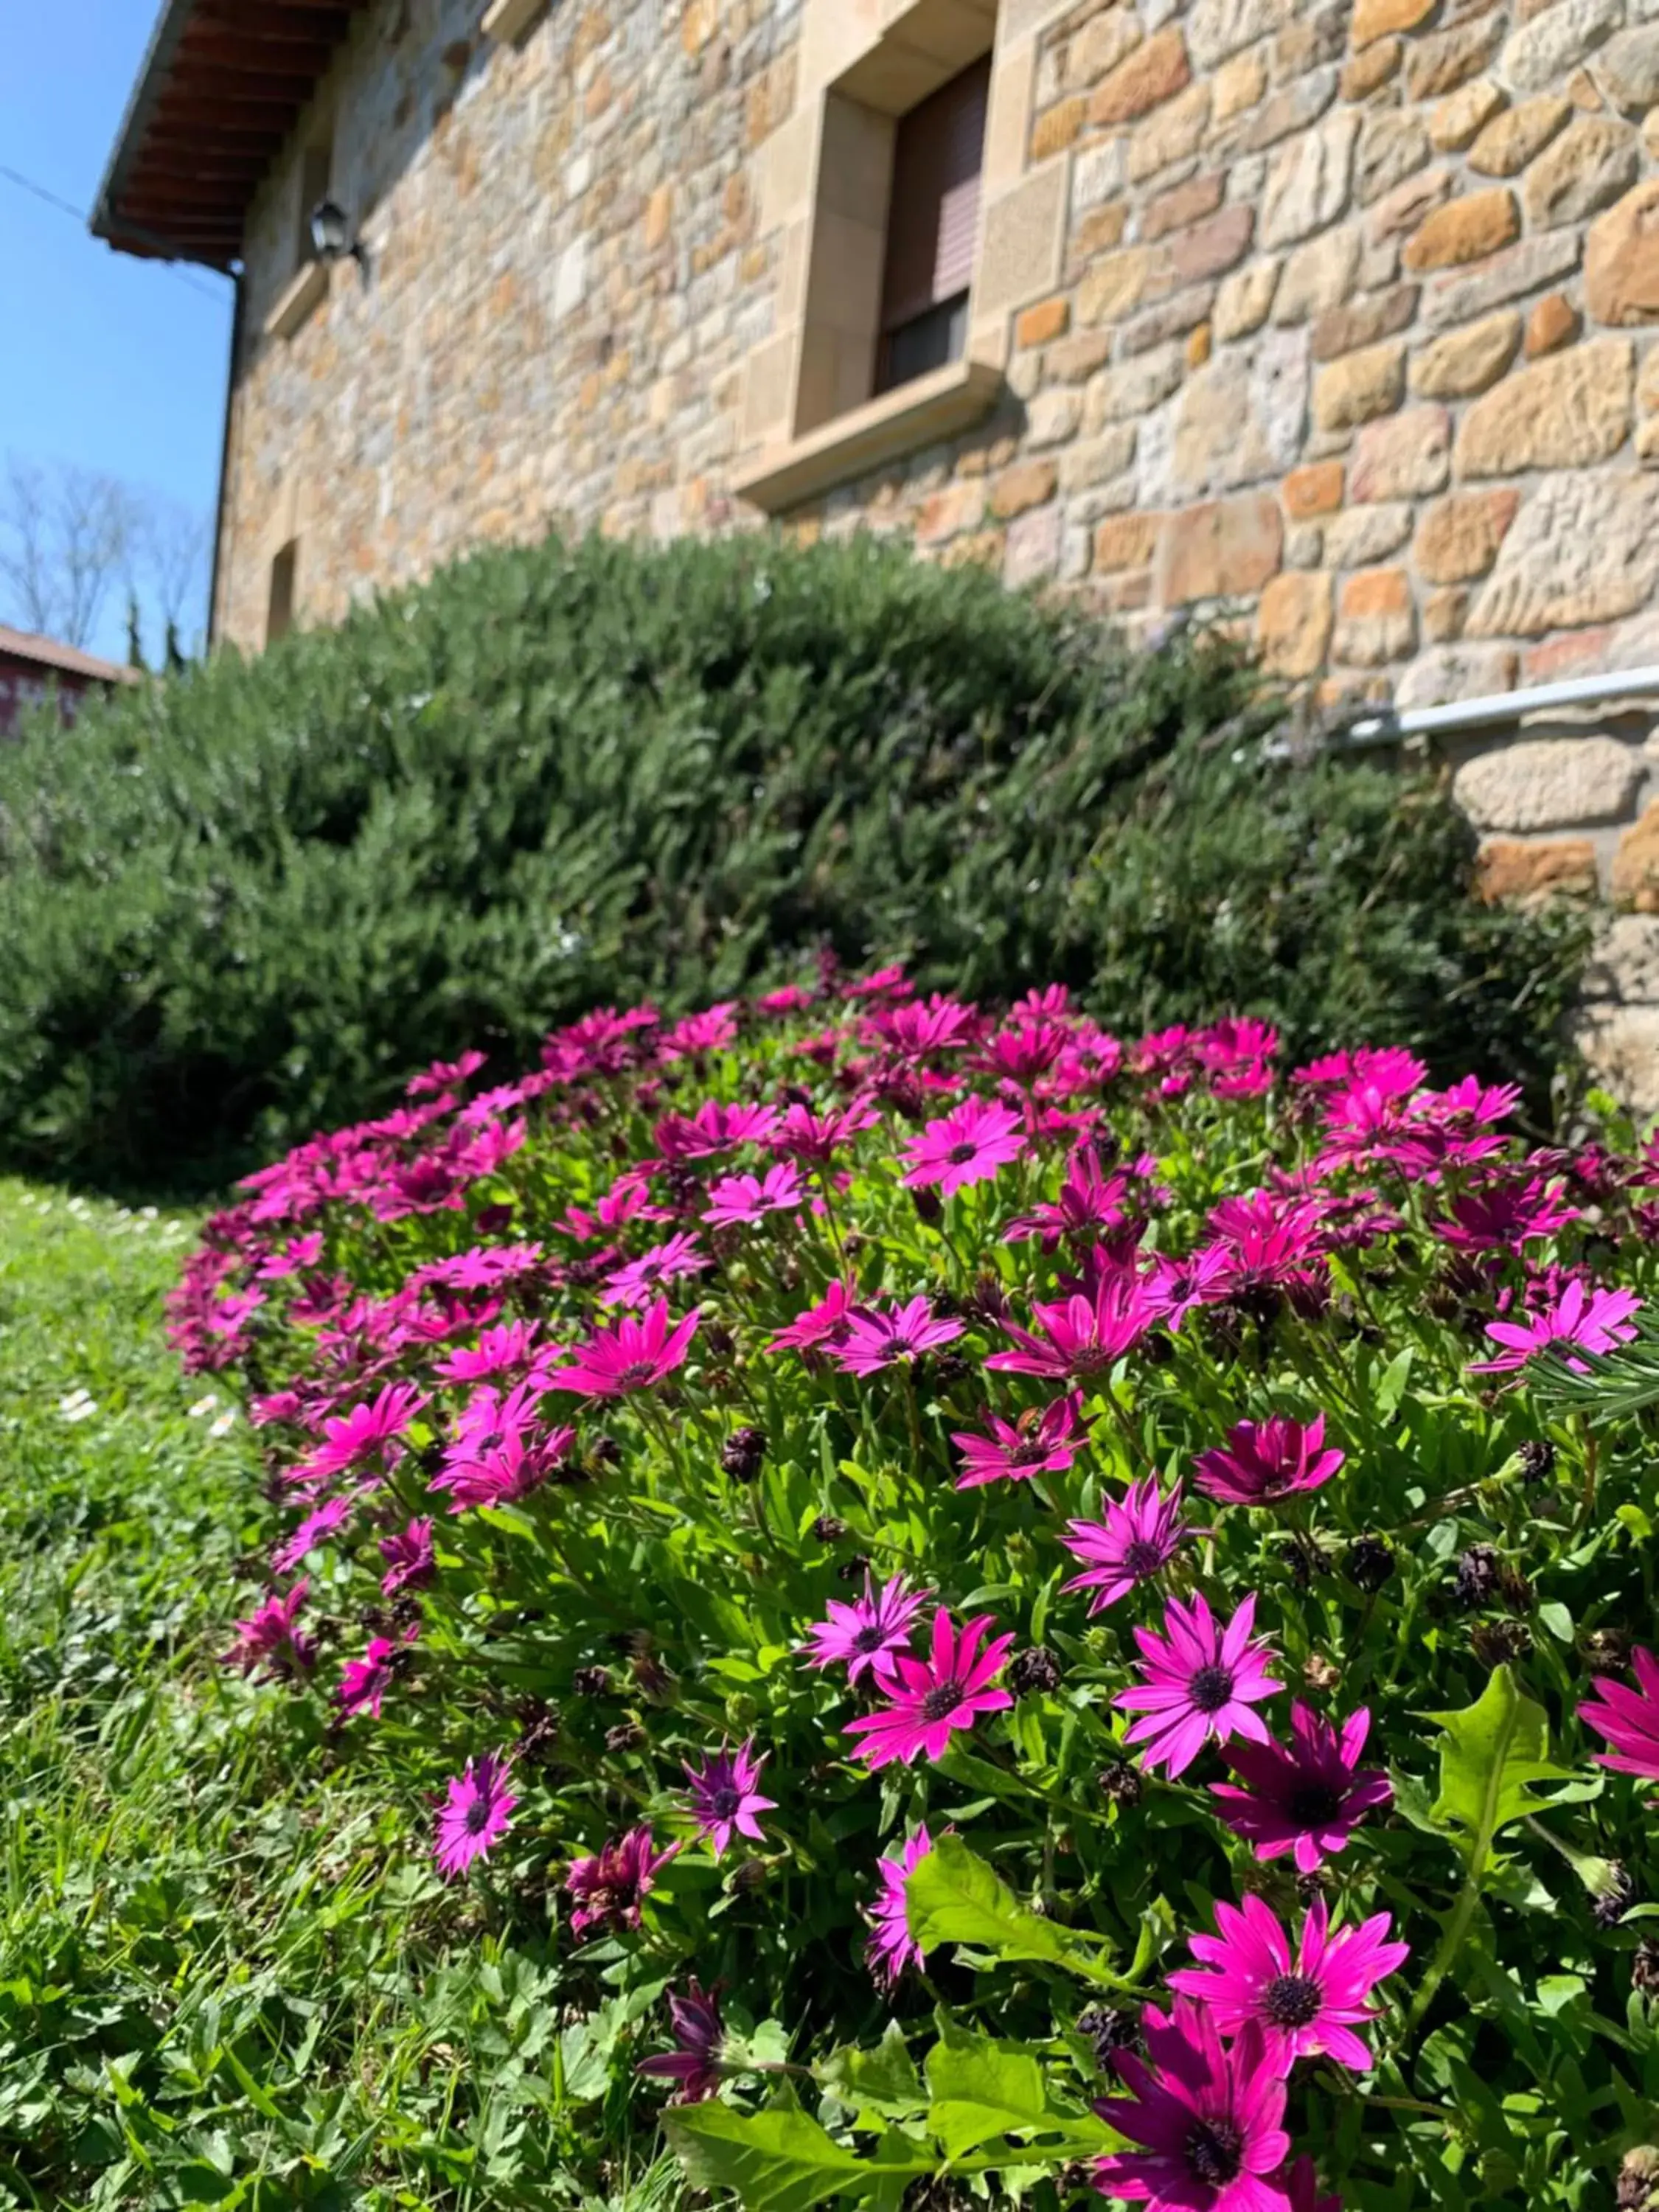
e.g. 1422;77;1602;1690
218;0;1659;720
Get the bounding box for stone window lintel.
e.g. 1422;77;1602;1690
263;259;330;344
732;356;1004;515
481;0;548;45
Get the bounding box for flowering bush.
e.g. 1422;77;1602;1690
177;971;1659;2212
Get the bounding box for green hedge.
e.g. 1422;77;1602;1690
0;529;1585;1189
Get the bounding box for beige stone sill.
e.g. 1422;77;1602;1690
481;0;546;41
734;359;1005;515
263;260;329;343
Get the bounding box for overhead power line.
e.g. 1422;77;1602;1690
0;161;229;305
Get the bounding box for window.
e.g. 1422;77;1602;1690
296;136;333;274
267;540;297;644
875;58;990;397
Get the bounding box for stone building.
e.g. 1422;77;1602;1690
93;0;1659;1099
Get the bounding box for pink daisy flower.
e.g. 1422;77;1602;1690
771;1098;879;1163
545;1296;699;1398
338;1635;402;1719
830;1295;963;1377
801;1571;931;1685
767;1279;858;1356
271;1492;357;1575
900;1098;1026;1197
866;1826;933;1989
379;1515;435;1595
434;1750;518;1880
636;1980;726;2102
843;1607;1015;1769
1579;1646;1659;1779
653;1099;781;1158
294;1381;427;1486
703;1162;806;1228
1062;1478;1188;1613
951;1393;1088;1489
1168;1894;1410;2074
1116;1593;1280;1778
433;1318;547;1383
1193;1415;1345;1509
987;1273;1161;1382
223;1578;316;1679
1093;2000;1292;2212
602;1234;709;1311
682;1740;776;1857
565;1829;680;1937
1475;1279;1642;1374
1211;1702;1392;1871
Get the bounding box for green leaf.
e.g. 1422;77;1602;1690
925;2037;1048;2157
819;2024;927;2124
664;2101;891;2211
1425;1666;1575;1872
905;1834;1115;1984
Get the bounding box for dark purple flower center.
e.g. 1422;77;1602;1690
852;1624;888;1652
1123;1540;1165;1579
1189;1663;1234;1714
465;1796;494;1834
1288;1781;1344;1826
615;1360;658;1388
1184;2120;1244;2188
1010;1437;1054;1469
709;1784;744;1819
947;1141;980;1164
920;1680;964;1722
1262;1972;1324;2028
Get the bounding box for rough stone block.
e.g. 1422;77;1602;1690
1478;836;1601;902
1067;8;1146;89
1453;735;1643;831
1421;231;1583;328
1188;0;1293;71
1430;79;1506;151
1414;489;1520;582
1094;512;1164;570
1402;188;1520;272
1352;0;1435;44
1273;225;1362;323
1324;501;1414;566
1615;801;1659;908
1572;1004;1659;1115
1143;173;1225;241
1395;642;1520;706
1596;25;1659;111
1004;502;1064;587
1409;310;1522;398
1130;82;1213;178
1142;328;1310;501
1586;181;1659;325
1088;28;1192;125
1584;914;1659;998
1354;111;1430;208
1155;490;1285;601
1404;15;1501;99
1310;284;1419;361
1171;204;1256;282
1467;94;1571;175
1341;36;1404;99
1214;262;1281;338
1350;405;1453;500
1284;459;1346;516
1078;248;1151;326
1262;112;1360;246
1016;296;1071;349
1526;292;1581;355
1332;566;1416;662
1502;0;1623;91
1524;118;1640;230
989;459;1061;519
1313;341;1406;430
1468;471;1659;636
1455;338;1635;475
1256;570;1333;675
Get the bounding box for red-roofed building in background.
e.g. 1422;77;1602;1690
0;627;139;738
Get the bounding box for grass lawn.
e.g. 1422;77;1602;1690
0;1181;667;2212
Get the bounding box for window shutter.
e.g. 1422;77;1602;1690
880;55;992;337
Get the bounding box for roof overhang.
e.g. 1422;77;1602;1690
92;0;366;270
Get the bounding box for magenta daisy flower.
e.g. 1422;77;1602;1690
1168;1895;1410;2073
338;1635;400;1719
866;1826;934;1988
987;1273;1161;1382
1193;1415;1344;1509
703;1163;806;1227
801;1571;932;1685
1579;1646;1659;1779
951;1392;1088;1489
378;1515;435;1595
1093;2000;1292;2212
683;1740;776;1857
1475;1279;1642;1374
602;1234;709;1311
271;1491;357;1575
296;1381;427;1485
766;1279;858;1356
1284;2157;1341;2212
1211;1702;1392;1871
223;1579;316;1678
830;1295;964;1378
544;1295;699;1398
434;1750;518;1880
842;1607;1015;1769
636;1980;726;2102
1062;1478;1188;1613
565;1829;680;1936
900;1097;1026;1197
1116;1593;1279;1778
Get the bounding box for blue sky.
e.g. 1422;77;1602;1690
0;0;234;659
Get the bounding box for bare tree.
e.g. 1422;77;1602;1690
0;457;136;651
132;495;210;646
